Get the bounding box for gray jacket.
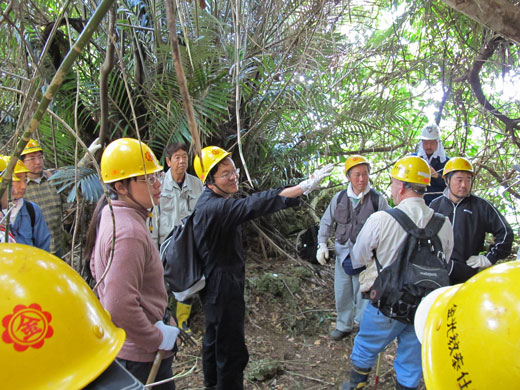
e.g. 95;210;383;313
150;171;203;247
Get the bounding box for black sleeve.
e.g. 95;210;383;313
484;201;514;263
218;188;301;227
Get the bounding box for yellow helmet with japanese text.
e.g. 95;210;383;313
100;138;163;183
390;156;431;185
193;146;231;183
417;262;520;389
21;139;43;155
442;157;474;178
0;155;30;182
0;244;126;389
344;155;370;175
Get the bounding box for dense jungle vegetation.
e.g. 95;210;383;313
1;0;519;264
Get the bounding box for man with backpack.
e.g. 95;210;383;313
316;155;389;341
190;146;333;390
429;157;513;284
0;155;50;250
341;156;453;390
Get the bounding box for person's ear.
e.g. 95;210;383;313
114;181;128;196
165;157;172;168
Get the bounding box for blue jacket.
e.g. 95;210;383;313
9;199;51;251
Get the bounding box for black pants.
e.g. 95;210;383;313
200;270;249;390
117;355;175;390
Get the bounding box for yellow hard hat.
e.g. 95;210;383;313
100;138;163;183
344;155;370;175
421;262;520;390
21;138;43;155
0;155;30;182
0;243;126;390
390;156;431;185
442;157;474;177
193;146;231;183
0;156;7;181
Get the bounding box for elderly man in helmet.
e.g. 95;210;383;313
341;156;453;390
316;155;388;341
429;157;513;285
416;123;449;205
191;146;333;390
0;156;50;250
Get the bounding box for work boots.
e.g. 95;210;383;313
340;365;371;390
176;301;193;334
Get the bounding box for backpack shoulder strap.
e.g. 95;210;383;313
336;189;348;206
25;200;36;228
368;188;380;211
424;212;445;237
384;208;418;234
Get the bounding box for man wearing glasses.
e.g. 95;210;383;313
192;146;333;390
21;139;65;257
151;142;204;334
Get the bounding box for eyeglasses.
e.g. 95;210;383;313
135;172;164;186
214;168;240;181
23;155;44;163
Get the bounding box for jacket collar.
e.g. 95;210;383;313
347;182;372;200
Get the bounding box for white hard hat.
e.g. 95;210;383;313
419;123;440;140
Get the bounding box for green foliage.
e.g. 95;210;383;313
1;0;520;234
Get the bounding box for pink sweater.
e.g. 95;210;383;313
91;200;171;362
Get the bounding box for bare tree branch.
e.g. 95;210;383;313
468;36;520;148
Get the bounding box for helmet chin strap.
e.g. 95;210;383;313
211;182;232;196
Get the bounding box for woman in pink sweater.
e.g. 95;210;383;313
85;138;178;390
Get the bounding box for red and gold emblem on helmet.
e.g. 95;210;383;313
144;151;154;162
2;303;54;351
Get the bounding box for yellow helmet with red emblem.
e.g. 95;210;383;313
390;156;431;185
0;244;125;389
193;146;231;183
21;139;43;155
100;138;163;183
344;155;370;176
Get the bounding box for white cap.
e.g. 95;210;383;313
419;123;440;140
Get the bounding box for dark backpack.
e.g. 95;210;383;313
368;208;449;324
161;213;205;301
298;225;319;264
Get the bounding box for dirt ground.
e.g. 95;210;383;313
171;251;426;390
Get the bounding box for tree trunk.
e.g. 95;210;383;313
442;0;520;45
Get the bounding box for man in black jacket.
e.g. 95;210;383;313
430;157;513;284
191;146;333;390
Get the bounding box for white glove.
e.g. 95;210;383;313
316;243;329;265
298;163;334;195
78;137;102;168
466;255;492;269
155;320;180;350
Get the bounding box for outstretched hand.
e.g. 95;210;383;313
298;163;334;195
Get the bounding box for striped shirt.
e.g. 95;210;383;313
25;171;64;254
